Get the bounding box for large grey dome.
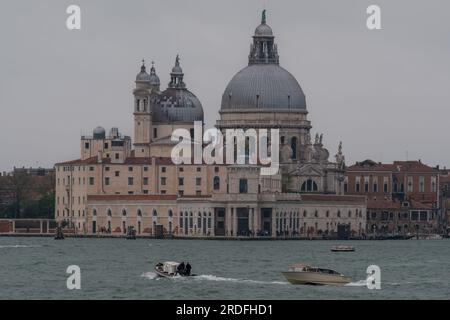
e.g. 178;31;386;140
221;64;307;110
152;88;204;123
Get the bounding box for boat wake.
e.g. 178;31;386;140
140;272;288;285
141;272;159;280
0;245;42;249
344;279;367;287
194;274;288;285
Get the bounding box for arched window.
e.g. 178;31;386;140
93;209;97;216
301;179;318;192
137;209;142;217
291;137;298;159
169;210;173;218
107;209;112;217
122;209;127;217
303;210;307;218
152;210;157;217
213;176;220;190
337;211;341;218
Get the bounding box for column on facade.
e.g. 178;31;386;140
233;207;238;237
12;220;15;233
272;210;277;238
226;207;232;236
40;220;43;234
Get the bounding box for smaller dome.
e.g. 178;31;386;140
136;61;151;82
149;64;160;86
254;23;273;37
171;54;183;74
93;126;106;139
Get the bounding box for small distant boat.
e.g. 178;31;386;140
413;234;443;240
154;261;196;278
331;245;355;252
282;264;351;286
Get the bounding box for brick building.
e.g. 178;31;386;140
345;159;440;235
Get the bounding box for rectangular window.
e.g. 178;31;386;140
196;178;201;186
104;142;109;149
407;176;413;192
161;177;166;185
179;190;184;196
179;178;184;186
196;191;202;196
89;167;94;171
128;167;133;172
115;153;119;160
215;167;220;173
153;128;158;139
85;142;89;149
431;177;437;193
105;167;110;171
115;171;120;177
373;183;378;193
239;179;248;193
196;167;201;172
161;190;166;194
161;167;166;173
105;177;110;185
143;177;149;185
143;166;148;172
179;167;184;172
89;177;94;185
128;177;134;185
143;190;149;194
419;176;425;192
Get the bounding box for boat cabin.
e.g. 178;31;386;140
162;261;179;275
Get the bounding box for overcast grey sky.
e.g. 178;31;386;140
1;0;449;171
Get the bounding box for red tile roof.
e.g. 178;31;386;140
347;159;438;173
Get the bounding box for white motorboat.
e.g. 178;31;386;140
331;245;355;252
282;264;351;286
154;261;196;278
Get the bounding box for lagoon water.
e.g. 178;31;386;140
1;237;449;299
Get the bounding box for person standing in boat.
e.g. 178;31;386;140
177;262;185;275
185;262;192;276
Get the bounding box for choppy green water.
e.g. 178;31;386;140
1;237;449;299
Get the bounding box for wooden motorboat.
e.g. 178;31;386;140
331;245;355;252
282;264;351;286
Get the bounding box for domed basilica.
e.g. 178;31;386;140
55;11;366;238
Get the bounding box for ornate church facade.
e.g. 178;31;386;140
55;12;367;238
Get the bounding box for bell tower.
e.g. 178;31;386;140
133;60;153;157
